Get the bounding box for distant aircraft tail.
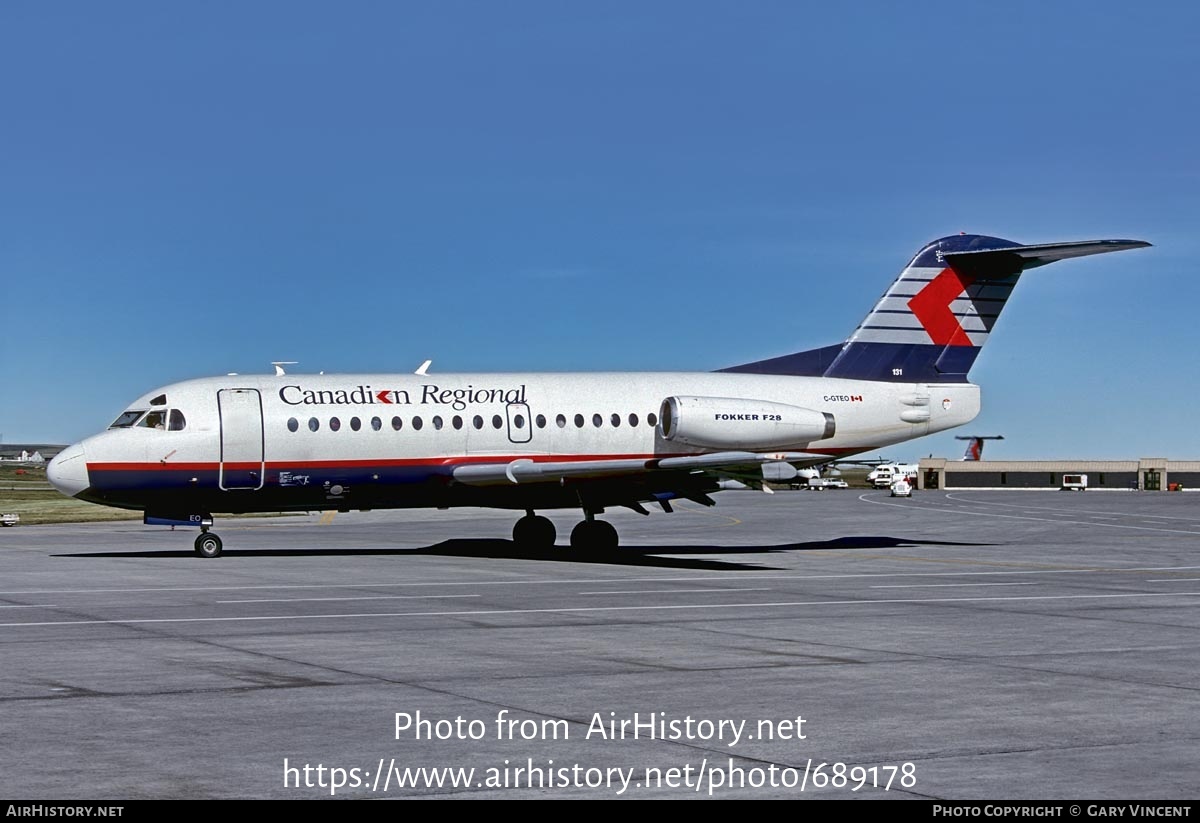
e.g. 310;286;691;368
721;234;1149;382
963;437;983;461
956;434;1003;460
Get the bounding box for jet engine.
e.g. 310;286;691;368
658;396;835;450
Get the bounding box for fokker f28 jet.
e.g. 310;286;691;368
47;233;1148;557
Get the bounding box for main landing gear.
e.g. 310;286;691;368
512;511;556;549
570;518;618;551
194;527;223;558
511;509;620;551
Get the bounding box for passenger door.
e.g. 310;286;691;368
218;388;265;490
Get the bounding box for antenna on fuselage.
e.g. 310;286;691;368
414;359;432;376
272;361;298;376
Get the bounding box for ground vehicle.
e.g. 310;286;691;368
825;479;849;489
869;463;919;488
1061;474;1088;491
1;514;19;527
890;479;913;497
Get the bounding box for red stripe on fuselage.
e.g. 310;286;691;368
86;447;877;473
87;453;680;472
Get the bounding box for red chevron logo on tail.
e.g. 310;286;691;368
907;267;979;346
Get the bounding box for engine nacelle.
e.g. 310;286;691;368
658;396;835;450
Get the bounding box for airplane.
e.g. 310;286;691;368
955;434;1005;461
46;232;1149;557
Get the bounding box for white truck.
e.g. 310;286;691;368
1;513;19;527
868;464;918;489
1061;474;1088;491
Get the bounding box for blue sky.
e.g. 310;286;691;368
2;1;1195;459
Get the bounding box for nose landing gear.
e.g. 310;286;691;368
194;528;223;558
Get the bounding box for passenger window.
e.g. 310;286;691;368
513;414;525;429
574;414;584;428
452;415;463;430
392;416;403;431
556;414;567;428
473;415;484;429
350;417;361;431
648;412;658;427
371;417;382;431
610;413;620;428
329;417;341;432
412;417;424;431
168;410;187;431
592;413;602;428
536;414;547;428
287;417;299;433
629;413;639;427
432;416;443;430
492;415;503;429
309;418;320;432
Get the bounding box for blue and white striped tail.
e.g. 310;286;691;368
721;233;1150;383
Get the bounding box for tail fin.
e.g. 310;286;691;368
963;438;983;460
956;434;1004;461
721;234;1149;382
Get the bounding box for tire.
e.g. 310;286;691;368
194;532;223;558
570;520;619;551
513;515;556;549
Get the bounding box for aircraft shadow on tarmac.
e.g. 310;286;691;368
55;536;994;571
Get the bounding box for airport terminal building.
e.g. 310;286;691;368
918;458;1200;491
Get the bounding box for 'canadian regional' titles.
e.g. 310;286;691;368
279;384;527;411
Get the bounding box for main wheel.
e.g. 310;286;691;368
569;519;619;551
194;532;223;558
513;515;556;548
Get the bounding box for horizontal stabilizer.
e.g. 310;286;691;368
944;239;1151;274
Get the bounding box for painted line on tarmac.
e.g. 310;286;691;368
3;590;1200;628
216;594;482;604
6;565;1200;597
576;587;774;596
861;495;1200;536
944;493;1200;523
870;582;1038;589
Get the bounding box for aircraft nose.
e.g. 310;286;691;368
48;443;90;497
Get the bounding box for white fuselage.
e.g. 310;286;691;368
51;371;979;516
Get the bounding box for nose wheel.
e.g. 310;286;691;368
194;531;223;558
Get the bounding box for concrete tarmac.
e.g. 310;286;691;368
1;489;1198;799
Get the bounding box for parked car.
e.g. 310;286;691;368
889;479;913;498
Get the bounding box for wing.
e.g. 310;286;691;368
451;451;831;486
450;451;832;510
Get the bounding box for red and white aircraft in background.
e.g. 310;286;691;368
48;233;1148;556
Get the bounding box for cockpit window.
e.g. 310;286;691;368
110;410;147;429
168;409;186;431
149;394;167;406
139;410;168;429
